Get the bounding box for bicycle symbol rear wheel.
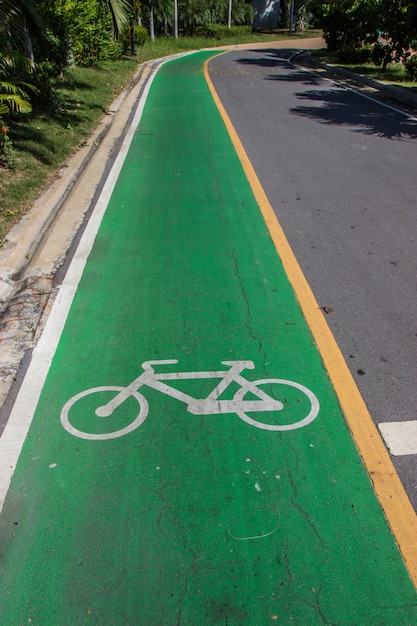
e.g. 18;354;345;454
61;386;148;440
233;379;319;431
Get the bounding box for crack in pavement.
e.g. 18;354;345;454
230;248;267;370
175;541;201;626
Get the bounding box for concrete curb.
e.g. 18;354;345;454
0;61;150;310
304;54;417;110
329;64;417;108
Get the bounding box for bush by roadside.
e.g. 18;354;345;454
317;0;417;76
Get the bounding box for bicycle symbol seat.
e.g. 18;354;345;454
61;359;320;440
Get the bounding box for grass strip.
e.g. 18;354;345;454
314;49;417;92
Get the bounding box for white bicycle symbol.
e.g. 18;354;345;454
61;359;320;440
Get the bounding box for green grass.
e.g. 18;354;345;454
0;58;139;242
314;49;417;92
136;28;322;61
0;30;322;244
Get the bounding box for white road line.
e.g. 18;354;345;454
342;84;417;121
291;51;417;122
0;61;168;514
378;421;417;456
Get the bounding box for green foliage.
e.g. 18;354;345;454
107;0;131;35
370;41;393;68
376;0;416;67
0;57;138;235
134;26;149;47
228;0;254;26
177;0;208;35
315;0;417;70
337;43;372;64
0;81;33;116
193;24;252;39
0;54;36;167
2;0;254;67
0;0;46;58
140;0;253;38
321;6;353;51
120;24;148;55
33;1;75;74
0;54;35;116
321;1;379;52
405;54;417;80
151;0;174;35
0;123;14;168
28;0;130;69
62;0;123;67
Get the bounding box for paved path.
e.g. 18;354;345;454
0;50;416;624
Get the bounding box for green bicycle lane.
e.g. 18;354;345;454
0;50;416;624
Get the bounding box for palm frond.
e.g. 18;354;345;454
108;0;131;34
0;53;34;115
0;92;32;113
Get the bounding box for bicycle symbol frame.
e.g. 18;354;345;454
60;359;320;440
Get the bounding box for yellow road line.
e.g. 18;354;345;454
204;54;417;589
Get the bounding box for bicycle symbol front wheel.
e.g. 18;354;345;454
61;386;149;440
233;379;319;431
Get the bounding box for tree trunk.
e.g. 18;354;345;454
174;0;178;39
130;24;136;56
150;8;155;41
22;20;35;65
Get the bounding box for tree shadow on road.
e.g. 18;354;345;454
290;87;417;140
234;50;417;141
236;49;322;87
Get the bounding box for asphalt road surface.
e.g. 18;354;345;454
208;48;417;511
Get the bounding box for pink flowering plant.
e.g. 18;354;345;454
0;120;13;167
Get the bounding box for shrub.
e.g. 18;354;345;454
0;123;14;168
134;26;149;47
0;55;35;142
337;44;372;64
120;25;148;55
322;7;353;51
370;41;394;69
405;54;417;80
64;0;124;67
230;25;252;37
193;24;252;39
28;63;58;110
